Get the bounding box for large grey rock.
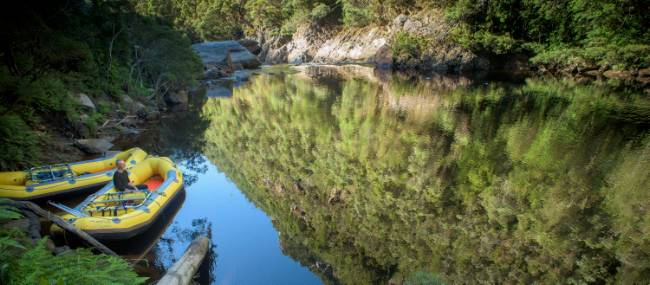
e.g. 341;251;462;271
76;93;95;111
259;35;291;64
74;138;113;154
238;39;261;55
122;95;147;114
192;41;261;69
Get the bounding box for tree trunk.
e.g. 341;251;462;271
156;236;210;285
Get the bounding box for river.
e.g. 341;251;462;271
111;65;649;284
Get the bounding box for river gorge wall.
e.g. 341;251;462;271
257;11;491;73
253;12;649;88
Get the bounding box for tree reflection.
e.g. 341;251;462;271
201;66;650;284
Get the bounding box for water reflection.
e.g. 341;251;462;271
201;66;650;284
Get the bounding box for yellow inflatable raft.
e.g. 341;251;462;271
0;148;147;200
50;156;183;240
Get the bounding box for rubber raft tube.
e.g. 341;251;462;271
0;147;148;200
52;156;184;240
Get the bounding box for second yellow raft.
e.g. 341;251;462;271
0;147;147;200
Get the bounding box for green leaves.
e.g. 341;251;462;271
6;239;147;285
391;32;429;60
0;201;22;221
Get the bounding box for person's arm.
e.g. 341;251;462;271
126;172;138;190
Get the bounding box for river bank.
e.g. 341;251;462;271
252;11;649;90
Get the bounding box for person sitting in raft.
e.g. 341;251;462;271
113;159;147;192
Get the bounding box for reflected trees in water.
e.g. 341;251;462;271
201;66;650;284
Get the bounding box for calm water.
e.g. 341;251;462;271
115;65;649;284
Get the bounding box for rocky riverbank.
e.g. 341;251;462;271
253;12;649;89
42;40;263;164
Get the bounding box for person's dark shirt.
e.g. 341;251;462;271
113;170;130;192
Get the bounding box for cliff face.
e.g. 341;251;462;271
257;12;490;73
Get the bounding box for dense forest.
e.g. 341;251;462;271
0;0;202;170
202;68;649;284
135;0;649;69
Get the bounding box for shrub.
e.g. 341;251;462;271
342;5;372;27
310;3;331;21
392;32;428;59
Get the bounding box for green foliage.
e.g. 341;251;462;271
392;32;428;59
0;114;40;170
200;67;650;284
532;44;650;70
136;0;648;70
134;0;247;40
5;239;146;285
0;0;202;170
445;0;649;68
310;3;332;21
0;201;22;222
1;209;144;284
340;2;372;27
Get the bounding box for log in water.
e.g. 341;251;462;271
156;235;210;285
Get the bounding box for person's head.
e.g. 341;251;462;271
116;159;126;170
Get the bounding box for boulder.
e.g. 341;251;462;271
74;138;113;154
238;39;261;55
192;41;261;69
76;93;96;111
118;126;140;136
259;35;291;64
134;101;146;113
392;14;408;29
70;120;91;138
205;66;230;79
145;108;161;121
164;90;189;106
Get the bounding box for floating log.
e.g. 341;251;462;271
156;236;210;285
8;200;118;256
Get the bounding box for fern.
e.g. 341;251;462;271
0;199;22;222
7;239;147;285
